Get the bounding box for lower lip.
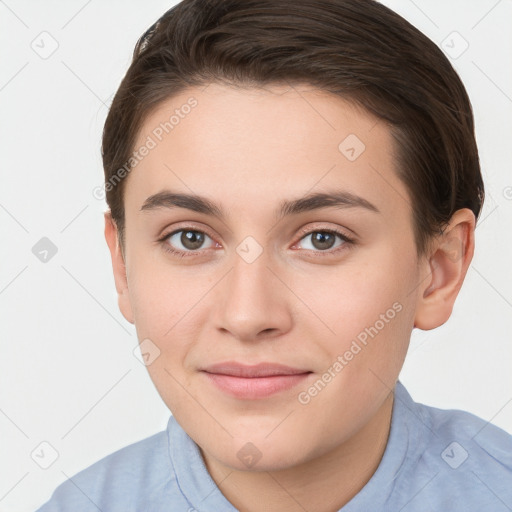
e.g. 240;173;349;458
202;372;312;399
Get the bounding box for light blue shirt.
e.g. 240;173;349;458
35;381;512;511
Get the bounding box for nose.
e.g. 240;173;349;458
213;248;293;342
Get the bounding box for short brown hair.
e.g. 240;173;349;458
101;0;484;256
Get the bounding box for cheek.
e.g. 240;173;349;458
320;250;418;362
127;254;197;337
126;256;202;384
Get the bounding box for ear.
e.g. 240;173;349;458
414;208;475;330
104;211;134;325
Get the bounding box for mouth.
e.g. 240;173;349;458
200;361;313;399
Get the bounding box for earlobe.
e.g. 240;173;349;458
414;209;475;330
104;212;135;325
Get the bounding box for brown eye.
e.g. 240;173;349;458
309;232;337;250
179;230;205;250
162;229;214;253
297;229;350;253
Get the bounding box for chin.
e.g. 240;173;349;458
208;435;308;473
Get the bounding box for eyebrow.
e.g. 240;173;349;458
140;189;380;220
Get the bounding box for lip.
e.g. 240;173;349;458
200;361;312;399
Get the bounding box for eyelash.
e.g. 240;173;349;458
157;225;355;259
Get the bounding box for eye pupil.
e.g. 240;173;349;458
182;230;204;250
312;232;335;250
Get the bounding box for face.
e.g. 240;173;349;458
114;82;424;472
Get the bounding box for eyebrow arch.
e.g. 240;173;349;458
140;189;380;220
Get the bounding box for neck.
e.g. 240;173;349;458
201;390;395;512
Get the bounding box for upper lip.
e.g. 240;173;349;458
201;361;311;378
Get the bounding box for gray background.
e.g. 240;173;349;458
1;1;511;510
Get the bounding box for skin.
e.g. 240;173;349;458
105;82;475;512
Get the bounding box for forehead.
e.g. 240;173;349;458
126;82;409;220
